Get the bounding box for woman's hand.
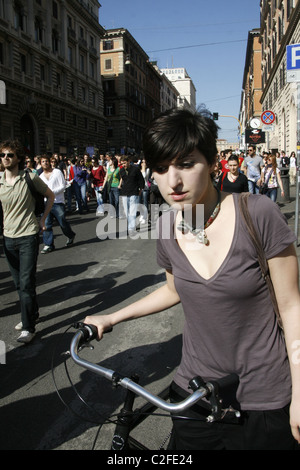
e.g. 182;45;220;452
290;399;300;443
84;315;113;340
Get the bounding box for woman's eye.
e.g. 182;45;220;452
154;166;168;174
178;161;194;169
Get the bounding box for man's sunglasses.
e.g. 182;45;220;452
0;152;15;158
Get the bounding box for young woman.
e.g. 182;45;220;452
217;155;248;193
289;151;297;186
103;155;121;218
91;157;106;215
73;156;89;213
84;109;300;450
260;154;284;202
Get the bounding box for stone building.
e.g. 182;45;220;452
0;0;106;157
259;0;300;154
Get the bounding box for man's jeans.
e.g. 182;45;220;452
43;203;75;248
248;180;260;194
4;233;39;332
123;195;139;231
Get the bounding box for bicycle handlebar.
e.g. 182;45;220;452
70;323;239;418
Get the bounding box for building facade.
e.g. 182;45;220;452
240;28;263;149
101;28;152;154
160;67;196;111
259;0;299;154
0;0;106;156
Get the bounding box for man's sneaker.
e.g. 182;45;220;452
17;330;35;344
41;245;54;254
65;235;75;247
15;321;23;331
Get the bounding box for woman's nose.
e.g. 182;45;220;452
167;165;182;189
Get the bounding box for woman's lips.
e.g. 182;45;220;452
170;192;188;201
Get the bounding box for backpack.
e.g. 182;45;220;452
24;170;45;216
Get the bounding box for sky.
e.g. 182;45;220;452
98;0;261;145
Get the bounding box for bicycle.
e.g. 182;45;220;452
68;322;241;451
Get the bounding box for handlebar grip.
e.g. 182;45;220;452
73;322;98;343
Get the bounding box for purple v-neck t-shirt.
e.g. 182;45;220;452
156;193;296;410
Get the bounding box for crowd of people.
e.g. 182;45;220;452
214;146;296;201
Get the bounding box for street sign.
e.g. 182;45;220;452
261;110;275;125
286;44;300;82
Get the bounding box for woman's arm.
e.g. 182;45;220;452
276;170;285;196
268;244;300;443
84;270;181;339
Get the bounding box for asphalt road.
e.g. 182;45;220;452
0;200;184;450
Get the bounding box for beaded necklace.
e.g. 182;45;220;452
177;188;221;245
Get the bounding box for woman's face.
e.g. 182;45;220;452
228;160;239;174
152;148;215;210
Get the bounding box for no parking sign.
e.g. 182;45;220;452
261;110;275;125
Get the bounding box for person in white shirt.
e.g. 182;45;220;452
39;155;76;253
289;151;297;186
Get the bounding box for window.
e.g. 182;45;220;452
40;64;45;81
105;104;115;116
82;87;86;103
90;61;95;78
52;1;58;19
103;40;113;50
14;5;25;31
68;46;73;65
45;103;51;119
52;29;59;54
105;59;112;70
34;18;43;42
80;54;85;73
20;53;26;73
61;109;65;122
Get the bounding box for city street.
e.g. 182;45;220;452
0;200;184;450
1;191;299;451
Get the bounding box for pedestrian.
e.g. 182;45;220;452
241;145;264;194
39;155;76;253
25;155;38;174
73;156;89;213
0;139;54;343
103;155;121;217
119;156;145;233
289;151;297;186
281;150;290;168
91;156;106;215
217;155;248;193
260;153;284;202
84;108;300;450
139;157;150;224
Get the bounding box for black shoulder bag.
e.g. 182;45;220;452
24;170;45;216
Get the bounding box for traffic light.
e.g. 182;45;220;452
213;113;219;120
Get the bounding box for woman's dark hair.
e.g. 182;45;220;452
227;155;239;163
142;108;219;170
111;156;119;169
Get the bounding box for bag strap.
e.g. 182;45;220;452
238;193;283;329
24;169;38;199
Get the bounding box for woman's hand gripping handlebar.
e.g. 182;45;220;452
70;323;240;420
